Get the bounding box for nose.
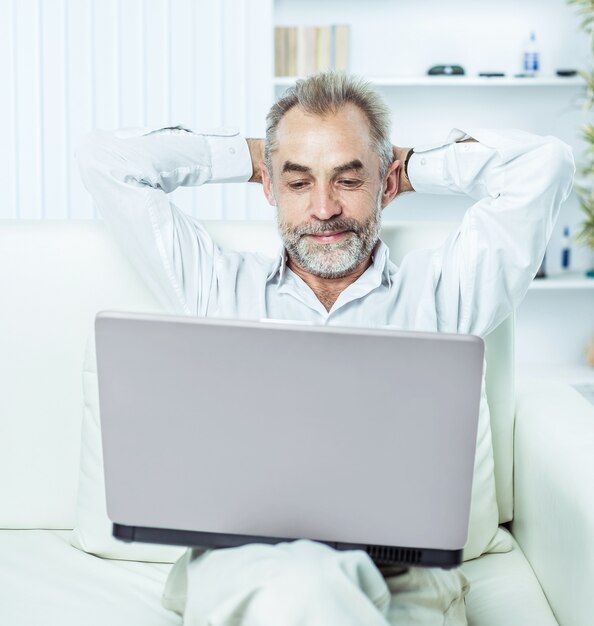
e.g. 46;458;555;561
310;184;342;221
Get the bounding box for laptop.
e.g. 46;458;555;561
94;311;484;569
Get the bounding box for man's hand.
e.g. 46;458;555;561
247;138;265;184
393;146;414;195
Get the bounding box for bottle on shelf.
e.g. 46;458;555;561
561;226;571;271
523;32;540;76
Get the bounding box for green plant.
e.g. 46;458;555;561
568;0;594;250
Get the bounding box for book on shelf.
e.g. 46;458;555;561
274;25;350;77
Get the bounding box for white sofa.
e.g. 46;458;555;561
1;219;594;626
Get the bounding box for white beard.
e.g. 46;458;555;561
277;194;382;279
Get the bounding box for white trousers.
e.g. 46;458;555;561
162;540;470;626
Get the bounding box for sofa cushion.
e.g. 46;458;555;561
0;527;554;626
460;528;558;626
0;529;178;626
0;221;169;528
70;333;185;563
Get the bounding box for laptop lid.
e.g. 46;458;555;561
95;311;484;569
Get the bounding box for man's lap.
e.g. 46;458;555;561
162;540;469;626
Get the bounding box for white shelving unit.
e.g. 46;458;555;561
529;272;594;290
274;76;584;88
272;0;594;382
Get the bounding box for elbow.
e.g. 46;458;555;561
538;136;576;201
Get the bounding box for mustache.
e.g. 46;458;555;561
289;218;362;237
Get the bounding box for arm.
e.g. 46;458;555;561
76;126;252;315
401;128;574;337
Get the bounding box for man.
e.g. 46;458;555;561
77;71;574;625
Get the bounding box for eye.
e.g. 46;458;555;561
288;181;309;190
338;178;362;187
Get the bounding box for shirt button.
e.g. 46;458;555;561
420;157;426;166
229;147;236;154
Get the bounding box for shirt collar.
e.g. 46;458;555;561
371;239;392;288
266;242;288;283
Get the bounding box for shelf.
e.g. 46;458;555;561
274;76;584;88
528;271;594;290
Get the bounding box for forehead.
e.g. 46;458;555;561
274;104;376;170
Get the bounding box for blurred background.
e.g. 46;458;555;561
1;0;593;381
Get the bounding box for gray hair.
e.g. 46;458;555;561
264;71;393;179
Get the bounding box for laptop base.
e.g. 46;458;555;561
113;523;463;569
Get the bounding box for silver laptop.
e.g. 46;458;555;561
95;311;484;569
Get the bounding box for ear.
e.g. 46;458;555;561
380;159;400;208
261;164;276;207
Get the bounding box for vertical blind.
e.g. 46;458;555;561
0;0;273;221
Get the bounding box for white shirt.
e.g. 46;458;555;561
76;124;574;339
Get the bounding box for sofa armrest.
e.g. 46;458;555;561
511;378;594;626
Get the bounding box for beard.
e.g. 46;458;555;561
277;196;382;279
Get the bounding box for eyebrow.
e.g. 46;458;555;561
333;159;365;174
281;159;366;175
282;161;311;174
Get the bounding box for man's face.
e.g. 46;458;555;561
262;104;388;279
